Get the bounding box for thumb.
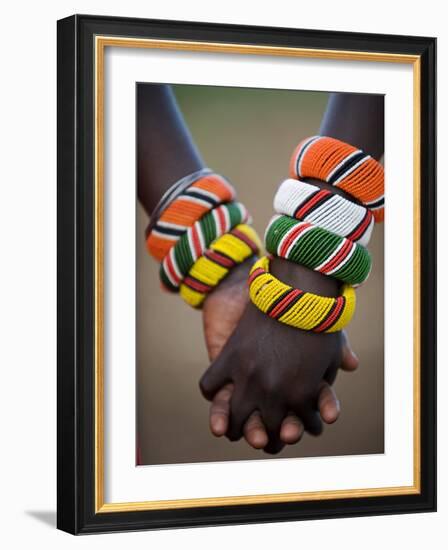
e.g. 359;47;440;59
340;330;359;372
199;348;233;401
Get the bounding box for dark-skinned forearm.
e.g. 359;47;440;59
137;84;204;217
319;93;384;161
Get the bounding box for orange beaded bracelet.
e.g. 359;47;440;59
146;172;236;261
289;136;384;222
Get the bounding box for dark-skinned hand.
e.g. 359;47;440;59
201;257;359;453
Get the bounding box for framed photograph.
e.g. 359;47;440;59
57;14;436;534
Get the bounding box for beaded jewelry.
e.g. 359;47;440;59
180;224;262;308
160;202;251;291
264;215;371;286
145;168;213;238
274;178;374;246
146;172;236;261
248;256;356;333
289;136;384;222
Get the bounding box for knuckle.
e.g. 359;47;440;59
219;386;233;401
245;414;262;432
211;402;229;416
198;375;212;398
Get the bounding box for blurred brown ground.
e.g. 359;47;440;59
137;85;384;465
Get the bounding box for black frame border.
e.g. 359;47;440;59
57;14;436;534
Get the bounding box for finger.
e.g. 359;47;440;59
340;330;359;372
324;361;339;386
302;409;323;436
318;382;341;425
280;413;304;444
209;383;234;437
199;349;233;401
292;401;323;436
243;411;269;449
202;266;250;361
261;405;286;454
226;386;255;442
264;438;286;455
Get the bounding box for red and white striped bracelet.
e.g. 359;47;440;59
274;178;375;246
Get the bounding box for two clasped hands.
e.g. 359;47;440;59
138;84;383;455
201;252;359;454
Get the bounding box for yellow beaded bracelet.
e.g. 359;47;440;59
180;224;262;308
248;256;356;333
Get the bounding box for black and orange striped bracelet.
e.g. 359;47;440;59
289;135;384;221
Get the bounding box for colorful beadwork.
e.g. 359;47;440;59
248;256;356;333
274;178;374;246
264;215;371;286
289;136;384;222
180;224;262;308
146;173;236;261
160;202;251;291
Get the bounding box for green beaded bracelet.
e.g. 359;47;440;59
265;214;371;286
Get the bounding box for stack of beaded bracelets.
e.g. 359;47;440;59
180;224;262;307
248;135;383;332
146;169;261;308
146;170;237;261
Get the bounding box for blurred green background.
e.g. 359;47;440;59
137;84;384;465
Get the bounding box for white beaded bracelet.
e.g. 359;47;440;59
273;178;375;246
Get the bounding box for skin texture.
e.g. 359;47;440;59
320;93;384;160
202;258;359;452
201;176;361;451
137;84;204;216
137;84;373;452
200;258;357;453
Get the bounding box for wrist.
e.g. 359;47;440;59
301;176;362;206
270;257;339;297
